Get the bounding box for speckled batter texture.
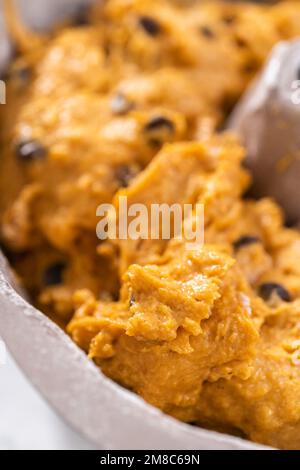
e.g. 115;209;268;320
2;0;300;449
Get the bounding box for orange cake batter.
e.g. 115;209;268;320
2;0;300;449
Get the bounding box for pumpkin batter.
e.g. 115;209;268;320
68;135;300;449
2;0;300;448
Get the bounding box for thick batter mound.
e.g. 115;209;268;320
2;0;300;449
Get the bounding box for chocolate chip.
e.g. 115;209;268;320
199;26;215;39
43;262;66;287
233;235;260;250
15;140;47;162
222;15;236;26
116;165;134;188
111;94;134;115
259;283;292;303
10;65;32;87
144;117;175;133
139;16;161;36
129;295;136;307
144;116;175;146
243;59;258;75
235;37;248;49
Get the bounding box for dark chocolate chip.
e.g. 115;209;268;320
15;140;47;162
199;26;215;39
222;14;236;26
233;235;260;250
103;42;112;58
235;37;248;49
144;116;175;133
139;16;161;36
10;66;32;87
243;60;258;74
116;165;134;188
15;66;31;82
43;262;66;287
144;116;175;146
111;94;134;115
259;283;292;303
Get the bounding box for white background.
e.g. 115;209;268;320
0;351;95;450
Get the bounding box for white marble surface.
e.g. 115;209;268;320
0;351;96;450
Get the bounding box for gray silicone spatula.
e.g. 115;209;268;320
229;39;300;224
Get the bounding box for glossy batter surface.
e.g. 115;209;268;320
2;0;300;449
